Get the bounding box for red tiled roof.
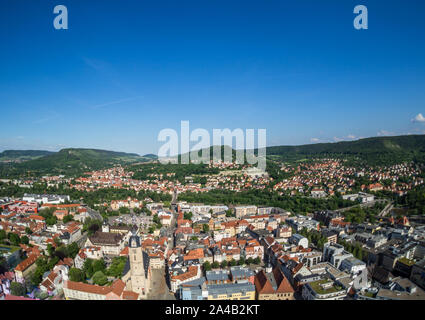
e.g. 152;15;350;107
120;246;129;256
29;215;45;221
4;294;35;300
15;253;40;272
254;270;275;294
122;290;139;300
64;279;126;297
109;279;126;297
65;280;110;295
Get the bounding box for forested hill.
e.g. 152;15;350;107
180;135;425;165
0;148;147;177
265;135;425;164
0;150;54;161
2;134;425;178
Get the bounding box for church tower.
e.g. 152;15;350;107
102;219;110;233
127;226;150;297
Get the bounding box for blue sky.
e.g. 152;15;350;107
1;0;425;155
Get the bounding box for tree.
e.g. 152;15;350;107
10;282;26;296
0;257;8;274
92;271;108;286
69;267;84;282
25;227;33;235
66;242;80;259
63;214;74;224
203;261;212;272
229;259;237;267
34;291;49;300
46;216;57;226
202;224;209;233
106;257;127;278
53;247;66;261
8;233;20;246
184;212;193;221
21;235;29;245
0;230;6;241
238;257;245;266
119;207;130;215
31;258;49;287
246;257;253;265
353;247;359;259
48;256;60;270
357;248;364;261
253;257;261;265
54;237;62;247
220;260;228;268
153;215;160;224
92;259;106;273
83;259;94;278
211;261;219;269
47;243;55;257
225;209;234;217
84;219;102;236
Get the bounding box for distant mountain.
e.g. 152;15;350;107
176;134;425;166
265;135;425;164
141;154;158;160
0;150;54;161
0;148;144;177
1;134;424;178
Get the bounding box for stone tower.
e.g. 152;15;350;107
127;226;150;297
102;219;110;233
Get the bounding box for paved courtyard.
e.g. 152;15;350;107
146;268;176;300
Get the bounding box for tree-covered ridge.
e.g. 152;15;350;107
265;134;425;165
165;134;425;167
0;148;150;177
0;150;54;161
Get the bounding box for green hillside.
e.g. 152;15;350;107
177;135;425;166
2;134;425;178
0;150;54;161
265;135;425;164
141;154;158;160
0;148;144;177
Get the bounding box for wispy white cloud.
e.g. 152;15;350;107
89;96;142;110
332;134;358;142
377;130;395;136
82;57;108;71
33;112;60;124
411;113;425;123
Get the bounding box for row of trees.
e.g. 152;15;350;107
298;228;329;250
38;207;58;226
341;202;387;224
0;181;172;211
82;218;103;236
0;230;29;246
131;163;220;184
338;239;367;261
179;189;354;214
202;257;261;271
